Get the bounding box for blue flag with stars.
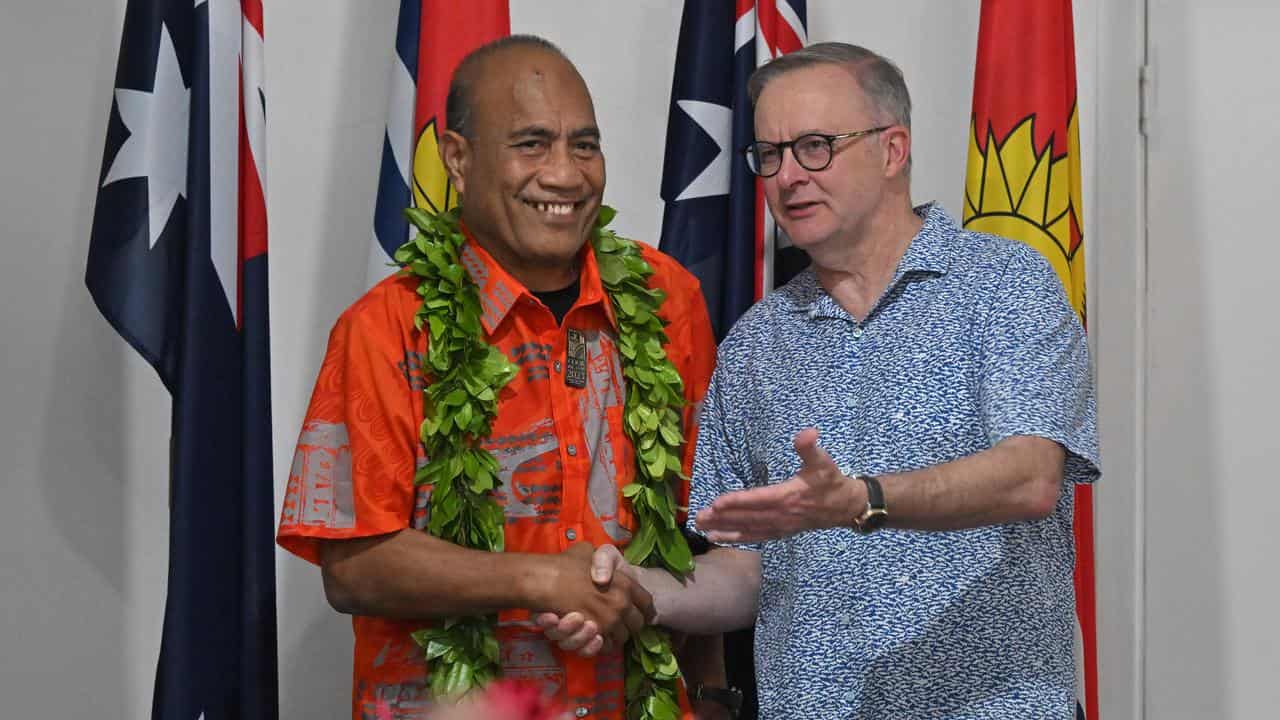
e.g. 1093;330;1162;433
86;1;278;718
658;0;808;341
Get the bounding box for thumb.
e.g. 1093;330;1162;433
793;427;836;472
592;544;624;585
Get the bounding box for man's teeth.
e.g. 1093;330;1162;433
527;200;575;215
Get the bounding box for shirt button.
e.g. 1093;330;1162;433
567;444;577;456
852;326;865;339
575;707;590;718
843;690;858;701
566;528;578;541
554;361;562;373
846;397;857;408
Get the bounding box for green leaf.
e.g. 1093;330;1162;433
656;527;693;573
455;402;473;431
658;422;682;446
596;205;618;227
646;451;666;480
597;254;628;285
623;522;657;565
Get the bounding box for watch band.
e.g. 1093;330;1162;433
852;474;888;534
691;683;743;717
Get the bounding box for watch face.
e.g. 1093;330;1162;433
855;507;888;533
863;508;888;530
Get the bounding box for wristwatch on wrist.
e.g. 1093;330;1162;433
690;683;743;718
851;474;888;534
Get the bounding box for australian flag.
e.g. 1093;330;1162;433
658;0;808;341
86;1;277;719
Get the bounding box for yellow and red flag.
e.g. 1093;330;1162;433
368;0;509;283
963;1;1096;718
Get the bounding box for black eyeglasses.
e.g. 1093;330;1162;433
742;127;892;177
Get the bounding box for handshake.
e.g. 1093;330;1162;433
530;542;653;657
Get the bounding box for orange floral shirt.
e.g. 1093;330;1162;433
278;235;716;720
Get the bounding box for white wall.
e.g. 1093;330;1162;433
1144;2;1280;717
19;0;1272;718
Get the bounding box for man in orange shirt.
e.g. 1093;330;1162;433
277;36;720;720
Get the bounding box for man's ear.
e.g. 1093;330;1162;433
881;125;912;179
439;129;471;197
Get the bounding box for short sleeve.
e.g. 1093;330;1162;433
686;337;762;550
670;279;718;518
277;296;422;564
979;245;1101;484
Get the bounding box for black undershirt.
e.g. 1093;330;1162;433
532;278;580;325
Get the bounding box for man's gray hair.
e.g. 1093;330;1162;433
747;42;912;131
445;34;571;139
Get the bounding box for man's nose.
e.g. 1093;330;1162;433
539;143;586;188
774;146;809;187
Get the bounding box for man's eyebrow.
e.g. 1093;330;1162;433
506;125;601;141
507;125;556;141
569;126;601;141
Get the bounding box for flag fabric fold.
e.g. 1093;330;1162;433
86;1;277;718
367;0;510;287
964;2;1096;718
658;0;808;341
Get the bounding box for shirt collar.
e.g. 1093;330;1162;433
458;224;617;336
896;202;957;277
787;202;958;317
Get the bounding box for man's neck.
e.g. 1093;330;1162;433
811;200;923;323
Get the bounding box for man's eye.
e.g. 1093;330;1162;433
797;137;828;154
513;140;546;151
574;141;601;154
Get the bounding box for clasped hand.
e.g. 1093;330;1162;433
535;542;652;656
535;543;637;657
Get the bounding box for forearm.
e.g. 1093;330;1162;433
319;529;549;619
881;435;1065;531
637;547;760;634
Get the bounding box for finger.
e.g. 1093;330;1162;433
577;634;605;658
558;621;600;652
622;600;648;638
628;581;656;625
534;612;561;630
793;427;837;472
604;610;632;649
544;612;586;643
592;544;624;585
707;484;791;514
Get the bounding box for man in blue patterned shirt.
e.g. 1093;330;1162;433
539;43;1099;719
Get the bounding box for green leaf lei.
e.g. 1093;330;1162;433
395;205;694;720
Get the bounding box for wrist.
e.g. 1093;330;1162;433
850;475;888;534
510;552;557;610
631;565;664;626
842;471;866;529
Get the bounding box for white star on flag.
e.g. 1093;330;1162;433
674;100;732;202
101;22;190;250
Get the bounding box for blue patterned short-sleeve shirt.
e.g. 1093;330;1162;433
688;204;1100;719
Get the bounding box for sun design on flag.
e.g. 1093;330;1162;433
963;109;1086;319
413;117;459;214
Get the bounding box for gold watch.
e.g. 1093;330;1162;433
851;475;887;534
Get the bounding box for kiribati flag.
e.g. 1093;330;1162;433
963;1;1096;718
367;0;509;285
86;1;277;718
658;0;807;340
